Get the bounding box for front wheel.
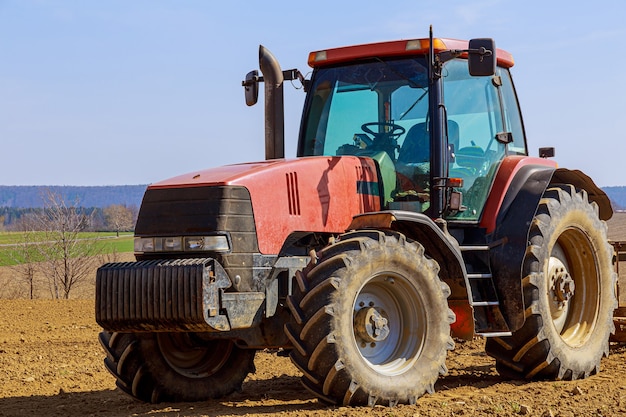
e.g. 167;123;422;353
486;185;617;380
284;230;455;406
99;331;256;403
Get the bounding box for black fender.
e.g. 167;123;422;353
551;168;612;220
348;211;467;302
489;165;613;332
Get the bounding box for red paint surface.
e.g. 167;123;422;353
480;156;557;234
448;300;475;340
309;38;514;68
149;156;381;254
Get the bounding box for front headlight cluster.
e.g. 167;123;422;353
134;235;230;253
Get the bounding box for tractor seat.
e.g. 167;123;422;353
398;122;428;164
455;146;485;171
398;120;460;164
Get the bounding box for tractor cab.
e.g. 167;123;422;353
297;37;527;222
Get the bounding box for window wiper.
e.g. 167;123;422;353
374;57;425;89
399;89;428;120
372;57;428;120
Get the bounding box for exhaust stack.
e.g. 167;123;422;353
259;45;284;160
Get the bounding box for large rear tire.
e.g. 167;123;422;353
99;331;256;403
284;230;455;406
485;185;617;380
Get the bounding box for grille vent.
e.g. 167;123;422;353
286;172;301;215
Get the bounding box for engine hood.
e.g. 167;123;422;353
148;159;287;189
145;156;383;254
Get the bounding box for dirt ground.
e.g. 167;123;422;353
1;213;626;417
0;299;625;417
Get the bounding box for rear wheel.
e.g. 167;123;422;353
485;185;617;379
284;230;455;406
99;331;256;403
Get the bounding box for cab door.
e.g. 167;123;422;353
442;59;528;221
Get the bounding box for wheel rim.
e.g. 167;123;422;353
547;229;600;347
157;334;233;378
352;272;426;376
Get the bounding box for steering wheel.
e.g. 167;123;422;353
361;122;406;140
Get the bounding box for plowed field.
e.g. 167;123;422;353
1;212;625;416
1;299;626;417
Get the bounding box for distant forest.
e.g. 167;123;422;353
603;186;626;210
0;185;147;209
0;185;146;231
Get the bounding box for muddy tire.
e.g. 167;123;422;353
284;230;455;406
99;331;256;403
485;185;617;380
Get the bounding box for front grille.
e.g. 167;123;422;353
135;185;258;253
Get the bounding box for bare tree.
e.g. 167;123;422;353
9;214;41;299
103;204;135;237
34;190;100;299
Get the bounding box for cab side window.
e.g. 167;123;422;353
498;68;527;155
443;60;512;221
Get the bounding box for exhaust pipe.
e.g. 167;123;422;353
259;45;284;160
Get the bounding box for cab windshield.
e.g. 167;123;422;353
300;58;429;159
299;57;527;220
299;58;431;207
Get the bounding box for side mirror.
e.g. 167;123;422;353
539;147;555;158
243;70;259;106
468;38;496;76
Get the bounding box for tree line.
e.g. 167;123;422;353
0;184;146;209
604;186;626;210
0;203;138;233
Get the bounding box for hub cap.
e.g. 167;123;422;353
353;273;426;376
546;233;600;347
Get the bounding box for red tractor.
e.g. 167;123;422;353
96;29;617;406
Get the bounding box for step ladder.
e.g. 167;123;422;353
459;244;512;337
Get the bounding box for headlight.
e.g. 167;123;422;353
134;237;155;252
162;237;183;251
184;235;230;252
135;235;230;253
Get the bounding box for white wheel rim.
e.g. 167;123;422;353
352;273;426;376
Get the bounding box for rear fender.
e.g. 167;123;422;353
551;168;612;220
487;162;612;332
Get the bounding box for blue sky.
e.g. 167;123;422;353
1;1;624;186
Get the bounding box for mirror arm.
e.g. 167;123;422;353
242;69;307;90
437;47;493;65
282;69;309;92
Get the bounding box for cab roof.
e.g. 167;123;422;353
308;38;514;69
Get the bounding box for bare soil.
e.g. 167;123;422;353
607;211;626;242
0;214;625;417
0;299;625;417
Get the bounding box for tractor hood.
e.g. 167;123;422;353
148;159;288;189
145;156;383;254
